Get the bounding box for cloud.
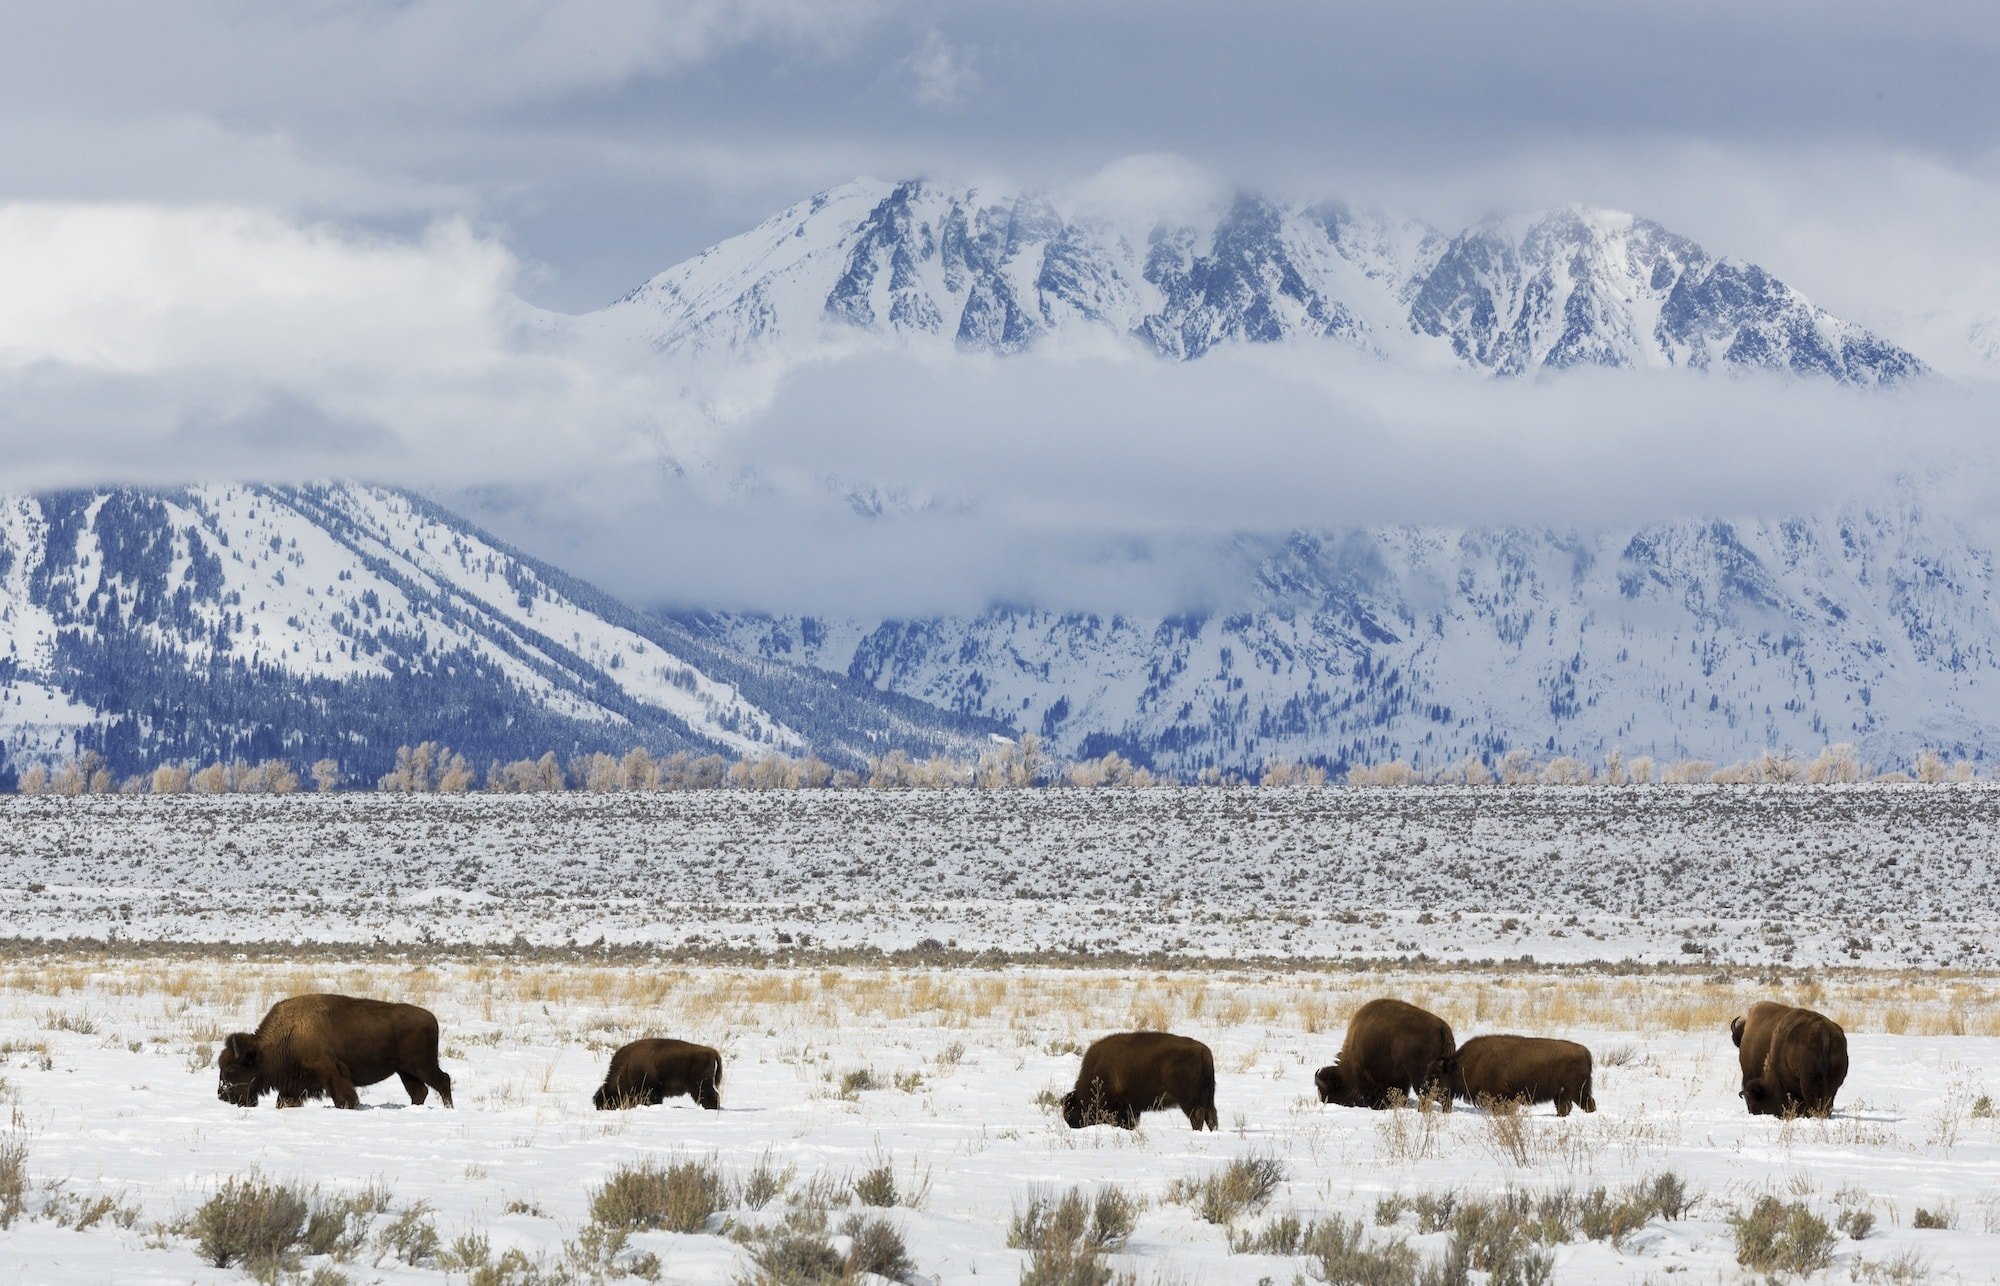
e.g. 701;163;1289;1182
904;30;974;109
0;202;683;490
6;2;1996;311
458;340;2000;617
5;194;1997;618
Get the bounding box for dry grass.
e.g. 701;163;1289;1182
189;1175;312;1273
1732;1196;1838;1276
588;1157;729;1237
6;950;1997;1051
0;1134;26;1229
1167;1154;1286;1225
1011;1184;1138;1284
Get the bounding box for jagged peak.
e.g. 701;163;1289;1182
590;177;1925;384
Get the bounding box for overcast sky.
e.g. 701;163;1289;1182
4;1;1998;312
2;1;1997;611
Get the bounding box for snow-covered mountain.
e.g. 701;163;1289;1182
591;178;1922;383
569;177;1969;776
0;181;1961;781
680;495;2000;776
0;483;999;782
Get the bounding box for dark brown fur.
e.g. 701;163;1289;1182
1060;1031;1217;1131
1442;1035;1596;1116
1315;998;1455;1109
593;1038;723;1110
217;994;452;1110
1732;1001;1847;1117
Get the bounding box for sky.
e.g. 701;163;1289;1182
1;1;1997;612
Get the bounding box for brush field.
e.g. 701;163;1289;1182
2;786;1998;1281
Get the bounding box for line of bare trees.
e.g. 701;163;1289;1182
6;739;1985;796
11;751;331;796
1342;744;1979;787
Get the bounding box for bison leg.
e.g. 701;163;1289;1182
399;1071;431;1105
1554;1095;1573;1118
696;1079;721;1111
314;1061;362;1110
426;1067;454;1108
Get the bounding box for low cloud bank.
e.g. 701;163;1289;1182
2;199;1995;618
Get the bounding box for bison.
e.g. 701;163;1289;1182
1315;998;1455;1109
1732;1001;1848;1118
1060;1031;1217;1131
217;994;452;1110
593;1038;724;1110
1441;1034;1596;1116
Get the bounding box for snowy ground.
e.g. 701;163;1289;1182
1;960;1997;1283
4;784;2000;968
3;787;2000;1281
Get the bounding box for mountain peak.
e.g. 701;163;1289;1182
592;178;1922;384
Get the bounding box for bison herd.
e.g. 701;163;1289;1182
215;992;1852;1129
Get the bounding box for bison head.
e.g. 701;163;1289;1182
1729;1016;1746;1048
1059;1091;1086;1129
1314;1062;1358;1106
1742;1078;1782;1116
217;1032;263;1106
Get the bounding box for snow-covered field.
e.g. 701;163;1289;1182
1;959;1997;1283
4;786;2000;1281
4;785;1999;968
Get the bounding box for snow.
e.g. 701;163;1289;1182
4;787;2000;1280
3;958;1999;1283
0;482;804;760
719;493;2000;778
4;784;2000;968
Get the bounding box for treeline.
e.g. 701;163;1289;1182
1341;744;1979;787
5;740;1985;796
12;750;335;796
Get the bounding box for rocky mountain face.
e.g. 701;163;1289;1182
592;178;1922;383
678;497;2000;777
0;483;999;782
580;178;1967;776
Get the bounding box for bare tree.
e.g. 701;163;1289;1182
1805;742;1863;785
260;760;300;794
437;752;474;794
1539;756;1590;786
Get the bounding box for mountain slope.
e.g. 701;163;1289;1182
0;483;1000;781
679;495;2000;776
590;179;1921;384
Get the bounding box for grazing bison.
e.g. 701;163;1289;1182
1442;1035;1596;1116
1060;1032;1217;1131
1315;998;1455;1109
593;1038;724;1110
1731;1001;1848;1118
217;994;452;1110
